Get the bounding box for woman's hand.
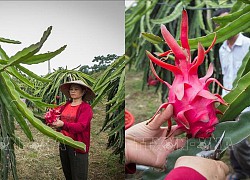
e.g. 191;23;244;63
51;119;64;128
125;105;186;169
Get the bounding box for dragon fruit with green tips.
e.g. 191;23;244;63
146;10;228;138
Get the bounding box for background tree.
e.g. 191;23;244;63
79;54;119;74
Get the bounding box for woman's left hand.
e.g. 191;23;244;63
125;105;186;169
51;119;64;128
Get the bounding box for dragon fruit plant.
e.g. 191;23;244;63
146;10;229;138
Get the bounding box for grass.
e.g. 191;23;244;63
125;66;162;124
10;102;124;180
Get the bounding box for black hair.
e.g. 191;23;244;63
81;86;88;101
212;8;231;29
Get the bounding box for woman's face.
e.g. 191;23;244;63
69;84;85;100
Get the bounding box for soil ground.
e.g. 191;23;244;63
11;103;124;180
125;67;162;124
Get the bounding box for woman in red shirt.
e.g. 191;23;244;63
52;80;95;180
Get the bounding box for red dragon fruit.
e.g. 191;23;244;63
44;106;61;125
146;10;228;138
147;75;159;87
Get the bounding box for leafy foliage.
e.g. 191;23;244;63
38;67;95;106
37;55;126;162
125;0;248;96
92;55;126;162
0;24;125;180
126;0;250;178
0;27;87;179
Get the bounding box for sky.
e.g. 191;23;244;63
0;1;124;75
125;0;136;9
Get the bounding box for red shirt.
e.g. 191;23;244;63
165;167;206;180
59;101;93;154
60;104;80;140
125;164;206;179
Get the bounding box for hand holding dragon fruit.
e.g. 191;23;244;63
146;10;229;138
44;106;61;125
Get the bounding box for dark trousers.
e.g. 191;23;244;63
230;138;250;178
59;144;89;180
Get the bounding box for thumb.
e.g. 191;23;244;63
148;104;173;129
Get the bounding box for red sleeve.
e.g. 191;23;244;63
62;103;93;133
165;167;206;180
125;163;136;174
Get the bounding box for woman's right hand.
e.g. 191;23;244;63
51;119;64;128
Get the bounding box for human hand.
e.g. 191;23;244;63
51;119;64;128
173;156;229;180
125;105;186;169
